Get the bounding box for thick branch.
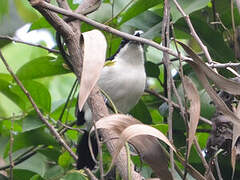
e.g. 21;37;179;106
28;1;142;179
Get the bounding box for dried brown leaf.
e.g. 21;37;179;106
178;42;240;126
78;30;107;111
183;76;200;158
110;124;175;177
231;102;240;176
178;41;240;95
94;114;173;179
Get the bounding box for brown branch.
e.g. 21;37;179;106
161;0;174;176
28;1;142;179
0;50;78;161
172;0;213;64
29;0;191;61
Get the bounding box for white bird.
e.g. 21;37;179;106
76;30;146;170
77;30;146;125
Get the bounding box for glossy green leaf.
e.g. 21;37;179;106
22;113;45;132
118;0;162;25
12;169;35;180
38;147;61;162
14;153;47;177
175;17;235;62
62;172;87;180
30;17;52;31
58;151;74;169
16;56;70;80
130;99;152;124
44;165;64;180
152;124;168;136
0;79;26;110
1;42;48;74
170;0;209;23
14;0;41;22
67;0;79;10
145;61;160;78
10;80;51;113
5;127;58;156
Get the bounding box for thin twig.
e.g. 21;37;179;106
9;114;14;180
214;157;223;180
172;0;213;64
193;138;215;180
92;119;104;180
0;35;59;53
145;89;212;125
161;0;174;175
31;0;190;61
0;50;77;161
84;168;98;180
208;62;240;68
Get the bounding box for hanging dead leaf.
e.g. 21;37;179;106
178;41;240;127
183;76;200;159
93;114;173;180
231;102;240;177
78;29;107;111
178;41;240;95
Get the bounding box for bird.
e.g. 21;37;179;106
76;30;146;170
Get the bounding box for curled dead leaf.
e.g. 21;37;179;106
93;114;174;180
183;76;200;159
78;30;107;111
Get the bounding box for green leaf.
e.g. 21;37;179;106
22;113;45;132
152;124;168;136
0;0;8;22
5;127;58;156
118;0;162;25
61;172;87;180
170;0;209;23
67;0;79;10
30;174;44;180
51;98;77;122
11;80;51;113
58;151;74;169
44;165;64;180
16;56;70;80
14;153;47;177
145;61;160;78
30;17;52;31
13;0;41;22
12;169;35;180
125;11;162;39
0;79;26;110
1;42;48;74
130;99;152;124
38;147;61;162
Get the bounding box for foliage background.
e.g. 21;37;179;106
0;0;239;179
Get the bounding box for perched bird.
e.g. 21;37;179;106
76;30;146;169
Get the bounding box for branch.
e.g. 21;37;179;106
30;0;190;60
172;0;213;64
0;50;78;161
0;35;59;53
28;1;143;179
145;89;212;125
